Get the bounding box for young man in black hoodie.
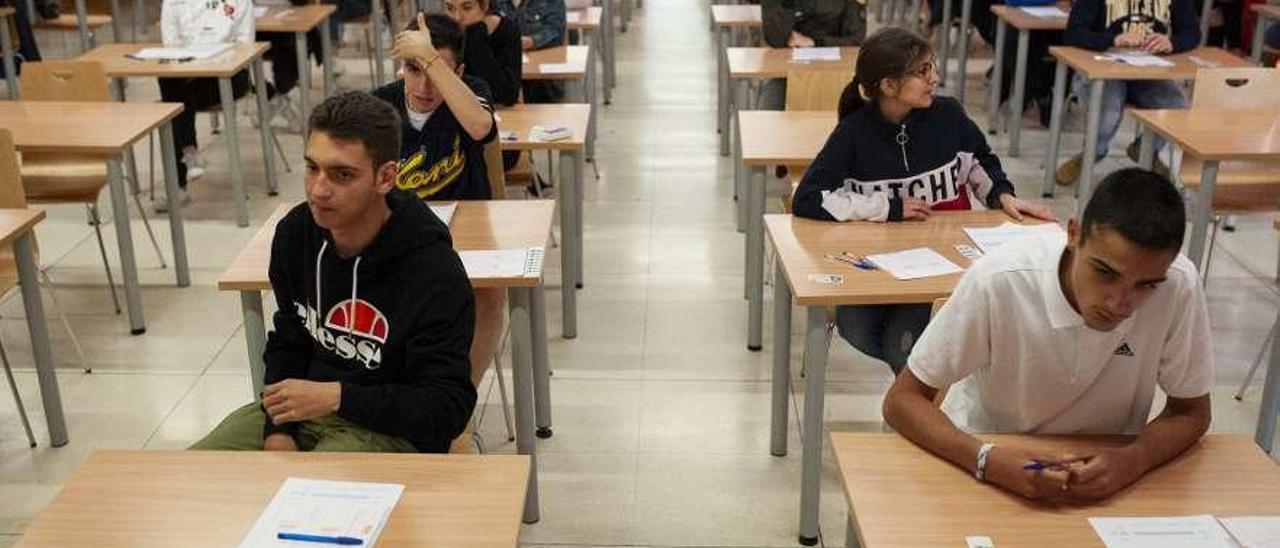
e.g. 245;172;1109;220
1054;0;1200;185
374;13;499;201
190;91;477;453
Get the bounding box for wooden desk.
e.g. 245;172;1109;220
1040;47;1251;204
987;4;1069;156
568;7;614;104
711;4;762;149
255;4;339;133
498;103;592;340
522;45;599;159
0;208;62;447
16;449;531;547
1251;4;1280;64
719;46;857;156
763;210;1018;544
0;7;15;100
737;110;838;351
831;433;1280;547
78;42;279;227
0;101;191;337
711;4;761;28
216;200;554;524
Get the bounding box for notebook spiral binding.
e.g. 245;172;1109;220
525;247;545;276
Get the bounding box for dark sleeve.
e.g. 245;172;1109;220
762;0;795;48
1065;0;1117;51
527;0;567;49
959;107;1015;207
814;0;866;46
1168;0;1201;52
465;20;522;106
794;119;857;220
335;254;478;451
261;213;314;440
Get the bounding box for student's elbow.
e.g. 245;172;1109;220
881;368;938;430
465;117;495;142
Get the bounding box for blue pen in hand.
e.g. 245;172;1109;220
1022;460;1069;471
276;532;364;545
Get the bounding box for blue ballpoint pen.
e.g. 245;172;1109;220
276;532;364;545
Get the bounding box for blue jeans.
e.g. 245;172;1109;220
835;304;932;374
1267;23;1280;49
1075;76;1188;161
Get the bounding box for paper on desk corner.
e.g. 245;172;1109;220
865;247;963;280
538;62;577;74
1219;516;1280;548
459;247;545;278
133;43;233;60
1089;515;1237;548
791;47;841;62
963;221;1063;255
239;477;404;548
252;6;269;17
428;202;457;226
1019;6;1067;17
1099;51;1175;67
566;11;581;22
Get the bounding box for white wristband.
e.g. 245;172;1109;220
975;442;996;482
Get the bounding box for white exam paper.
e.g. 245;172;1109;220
1089;515;1238;548
1219;516;1280;548
538;62;577;73
239;477;404;548
428;202;457;226
566;10;582;22
791;47;841;62
1100;51;1175;67
459;247;545;278
963;221;1063;254
133;43;233;60
866;247;963;280
1019;6;1067;17
253;6;269;17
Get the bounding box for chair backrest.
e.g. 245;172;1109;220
0;130;29;210
1189;67;1280;110
785;68;851;111
483;138;507;199
18;60;111;102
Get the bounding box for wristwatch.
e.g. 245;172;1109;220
975;442;996;481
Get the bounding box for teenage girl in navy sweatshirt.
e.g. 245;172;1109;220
793;27;1055;374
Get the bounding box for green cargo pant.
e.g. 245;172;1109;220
189;402;417;452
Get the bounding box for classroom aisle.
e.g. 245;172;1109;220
0;1;1278;547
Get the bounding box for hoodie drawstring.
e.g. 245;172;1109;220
348;257;362;337
895;124;910;172
315;240;328;322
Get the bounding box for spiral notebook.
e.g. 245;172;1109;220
459;247;545;278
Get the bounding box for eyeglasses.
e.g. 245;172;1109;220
904;58;938;79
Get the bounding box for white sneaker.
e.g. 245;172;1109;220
153;187;191;214
183;152;206;181
332;59;348;77
270;94;303;133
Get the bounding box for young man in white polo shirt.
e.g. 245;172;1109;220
883;168;1213;502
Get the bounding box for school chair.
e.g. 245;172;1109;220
18;60;168;317
1175;67;1280;276
779;67;850;212
1233;215;1280;403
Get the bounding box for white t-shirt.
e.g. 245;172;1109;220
161;0;254;46
404;102;434;131
908;231;1214;435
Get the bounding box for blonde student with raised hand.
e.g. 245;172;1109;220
792;27;1054;374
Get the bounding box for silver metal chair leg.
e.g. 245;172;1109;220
0;329;36;447
86;205;122;314
1236;318;1280;401
493;348;516;442
1203;215;1221;285
210;111;222;135
39;270;90;373
132;192;168;269
270;126;293;173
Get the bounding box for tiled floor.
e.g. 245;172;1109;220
2;2;1278;547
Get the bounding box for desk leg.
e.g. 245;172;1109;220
602;0;615;101
1186;160;1218;269
1252;15;1267;65
986;20;1006;135
532;286;552;438
1137;123;1156;170
719;29;732;157
509;287;541;523
585;50;597;162
131;0;142;40
16;234;67;447
74;0;91;50
1256;303;1280;454
372;0;386;87
621;0;630;32
241;291;267;398
572;150;584;287
955;0;973;105
111;79;144;197
219;77;250;227
321;21;335;97
734;79;747;233
938;0;953;89
1077;79;1103;211
845;516;861;548
107;157;147;334
770;260;792;457
158;122;190;287
0;22;17;100
747;165;764;351
798;306;829;546
251;60;279;198
1008;28;1030;158
1199;0;1212;48
296;32;312;141
108;0;123;45
1041;61;1067;198
558;150;579;339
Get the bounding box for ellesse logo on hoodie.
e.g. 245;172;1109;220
295;299;388;369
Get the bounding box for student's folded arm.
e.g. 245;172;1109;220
1064;0;1117;51
425;61;496;141
961;112;1016;208
528;0;566;49
761;0;795;48
466;22;522;106
260;228;314;439
793;120;899;222
336;278;478;451
1168;0;1202;52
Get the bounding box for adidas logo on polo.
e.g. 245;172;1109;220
1113;343;1135;357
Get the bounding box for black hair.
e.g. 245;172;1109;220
308;91;402;169
406;12;466;60
1080;168;1186;251
836;27;932;120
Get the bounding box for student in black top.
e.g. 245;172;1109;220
445;0;523;107
794;27;1054;374
373;12;498;201
189;91;476;453
757;0;866;109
